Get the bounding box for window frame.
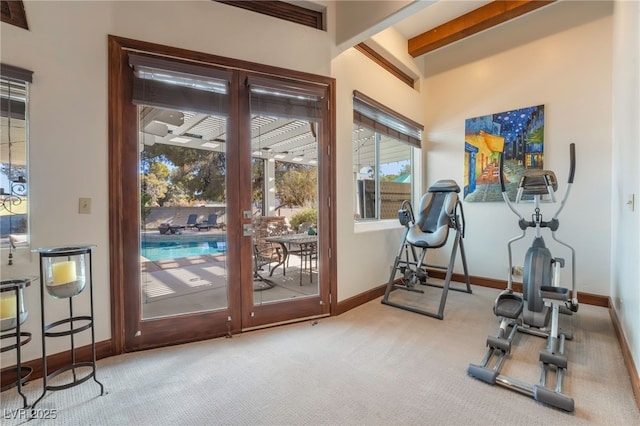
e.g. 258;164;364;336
1;63;33;249
352;91;422;224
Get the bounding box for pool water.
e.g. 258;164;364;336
141;241;226;261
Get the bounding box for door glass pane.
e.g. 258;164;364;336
137;70;229;319
249;85;320;305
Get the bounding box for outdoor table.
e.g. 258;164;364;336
264;233;318;285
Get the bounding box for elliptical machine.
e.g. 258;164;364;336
467;143;578;412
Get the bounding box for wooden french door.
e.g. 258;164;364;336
108;36;334;352
240;72;330;330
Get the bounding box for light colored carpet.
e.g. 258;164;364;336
2;285;638;425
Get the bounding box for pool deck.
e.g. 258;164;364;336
140;250;317;318
138;227;318;318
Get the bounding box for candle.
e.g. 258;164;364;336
0;294;17;319
52;260;77;285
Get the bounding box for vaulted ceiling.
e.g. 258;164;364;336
2;1;609;168
136;1;562;164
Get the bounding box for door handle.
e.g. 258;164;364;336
243;223;253;237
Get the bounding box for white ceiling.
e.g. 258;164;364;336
391;0;493;40
141;108;322;165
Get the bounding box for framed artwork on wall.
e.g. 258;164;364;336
464;104;544;202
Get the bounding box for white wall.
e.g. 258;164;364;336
421;14;613;298
331;48;424;301
111;1;333;76
1;0;114;364
611;0;640;374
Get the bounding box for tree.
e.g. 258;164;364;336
141;144;317;209
142;144;226;203
251;158;264;207
141;161;169;206
140;192;153;224
276;166;317;209
251;160;317;210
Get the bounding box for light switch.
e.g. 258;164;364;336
79;197;92;214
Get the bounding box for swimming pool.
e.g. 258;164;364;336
141;240;226;261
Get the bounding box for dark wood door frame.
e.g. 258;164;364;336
108;35;337;354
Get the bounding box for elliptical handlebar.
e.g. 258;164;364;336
552;143;576;220
568;143;576;184
499;151;507;193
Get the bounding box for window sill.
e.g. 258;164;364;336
353;219;401;233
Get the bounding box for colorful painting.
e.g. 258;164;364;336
464;105;544;202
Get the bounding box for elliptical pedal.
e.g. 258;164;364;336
494;292;523;319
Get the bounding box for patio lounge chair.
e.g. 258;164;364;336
185;214;199;229
196;213;221;231
158;223;185;235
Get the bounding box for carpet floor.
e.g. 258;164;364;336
1;284;638;425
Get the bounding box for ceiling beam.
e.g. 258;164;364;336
354;43;415;88
408;0;556;58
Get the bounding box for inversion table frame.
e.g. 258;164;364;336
381;180;471;319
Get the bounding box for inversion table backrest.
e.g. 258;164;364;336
407;179;460;249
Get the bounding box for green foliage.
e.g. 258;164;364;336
252;158;265;206
141;165;169;206
149;161;170;179
140;145;317;211
290;208;317;231
140;192;152;224
142;144;227;204
398;163;411;175
276;164;316;209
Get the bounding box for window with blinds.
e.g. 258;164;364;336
1;63;33;247
352;91;422;221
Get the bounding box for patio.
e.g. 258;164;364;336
140;229;318;319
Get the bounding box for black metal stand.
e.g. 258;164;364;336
0;278;34;408
31;246;105;410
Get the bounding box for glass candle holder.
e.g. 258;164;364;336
35;246;94;299
0;278;32;332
